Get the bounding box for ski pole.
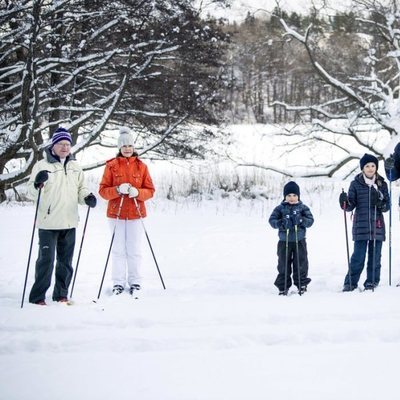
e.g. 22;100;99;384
95;195;125;301
372;205;377;292
342;189;352;289
69;206;91;298
389;170;392;286
294;224;302;296
284;228;289;295
21;188;42;309
133;197;166;290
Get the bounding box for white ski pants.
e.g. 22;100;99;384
109;218;143;287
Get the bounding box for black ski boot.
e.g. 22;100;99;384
129;284;141;298
279;290;288;296
299;286;307;295
112;285;124;295
364;282;377;291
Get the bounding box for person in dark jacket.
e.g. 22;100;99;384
269;181;314;295
339;153;390;291
384;142;400;182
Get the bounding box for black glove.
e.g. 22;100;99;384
339;192;348;209
281;214;293;230
291;211;303;226
370;188;383;208
385;155;395;171
84;193;97;208
34;170;49;189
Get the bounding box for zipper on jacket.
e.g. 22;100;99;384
63;157;71;175
47;205;51;215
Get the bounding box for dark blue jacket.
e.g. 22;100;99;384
385;142;400;181
269;201;314;242
345;173;390;241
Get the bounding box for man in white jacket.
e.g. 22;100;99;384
27;127;97;305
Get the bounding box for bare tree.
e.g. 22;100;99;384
0;0;228;201
267;0;400;176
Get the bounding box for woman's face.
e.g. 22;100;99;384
120;145;135;157
363;162;377;178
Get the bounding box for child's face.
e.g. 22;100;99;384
120;145;135;157
363;162;377;178
285;193;299;204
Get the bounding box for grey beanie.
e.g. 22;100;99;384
117;127;134;148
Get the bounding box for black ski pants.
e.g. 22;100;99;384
274;239;311;291
29;228;75;303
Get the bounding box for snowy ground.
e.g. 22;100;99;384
1;185;400;399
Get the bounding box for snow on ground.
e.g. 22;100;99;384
1;179;400;399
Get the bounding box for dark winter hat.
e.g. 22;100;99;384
360;153;379;170
118;126;134;149
51;127;72;147
283;181;300;199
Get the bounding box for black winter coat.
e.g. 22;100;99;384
269;201;314;242
385;142;400;181
346;173;390;241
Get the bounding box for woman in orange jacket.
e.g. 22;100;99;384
99;127;155;296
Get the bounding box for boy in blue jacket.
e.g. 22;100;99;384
269;181;314;295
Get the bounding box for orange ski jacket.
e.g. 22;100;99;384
99;156;155;219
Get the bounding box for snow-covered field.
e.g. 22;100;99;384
1;122;400;399
1;178;400;399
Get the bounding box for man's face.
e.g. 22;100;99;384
52;140;71;158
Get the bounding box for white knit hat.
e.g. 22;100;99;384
117;126;134;148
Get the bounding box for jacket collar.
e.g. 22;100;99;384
281;200;303;206
355;172;383;186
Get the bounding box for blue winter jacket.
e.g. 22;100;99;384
385;142;400;181
345;173;390;241
269;201;314;242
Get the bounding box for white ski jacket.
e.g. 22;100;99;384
27;148;90;230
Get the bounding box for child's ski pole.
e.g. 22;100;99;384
342;189;352;289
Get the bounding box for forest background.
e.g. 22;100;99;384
2;0;399;202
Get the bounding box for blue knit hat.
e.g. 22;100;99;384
360;153;378;170
51;127;72;147
283;181;300;199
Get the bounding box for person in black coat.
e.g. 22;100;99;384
269;181;314;295
384;142;400;182
339;154;390;291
